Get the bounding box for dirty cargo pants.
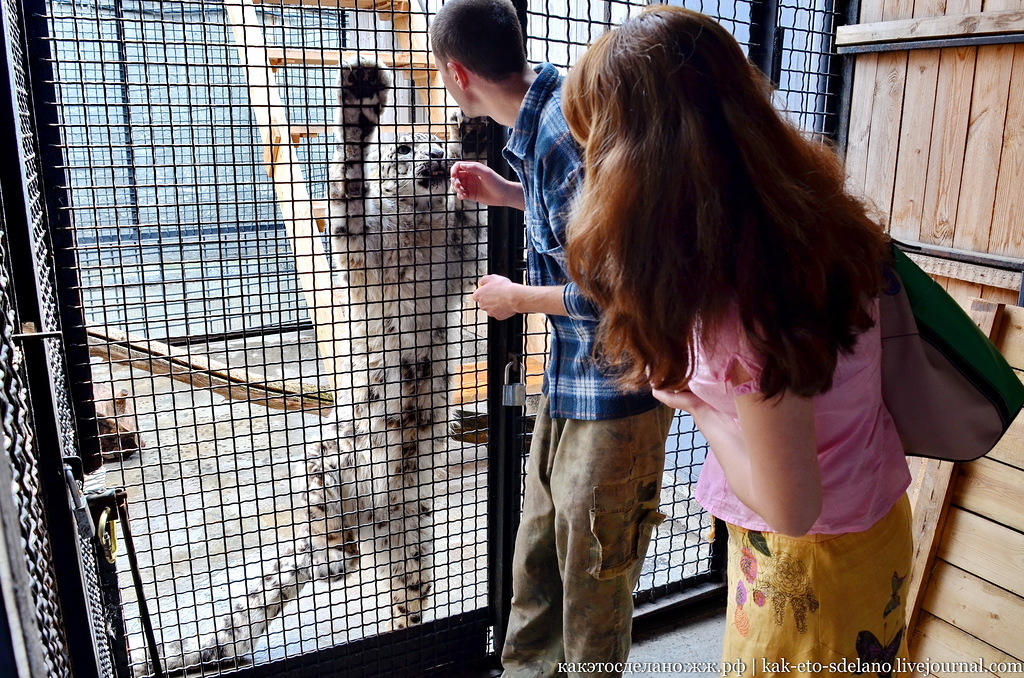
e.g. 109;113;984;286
501;397;674;678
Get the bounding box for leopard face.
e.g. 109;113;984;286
373;132;451;197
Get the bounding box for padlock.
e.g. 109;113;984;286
502;359;527;407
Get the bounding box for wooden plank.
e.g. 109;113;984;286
391;0;452;126
906;457;958;636
836;9;1024;47
906;252;1022;289
969;297;1008;338
953;43;1016;253
980;285;1021;305
921;46;977;246
988;411;1024;468
286;124;330;142
883;0;916;25
941;275;985;308
860;0;885;23
952;457;1024;531
253;0;409;11
991;304;1024;369
915;0;954;19
843;53;878;196
842;0;885;190
862;51;908;219
890;49;940;242
264;47;430;69
911;612;1021;674
86;327;333;413
989;43;1024;257
937;507;1024;597
857;0;915;217
987;0;1024;15
907;294;1008;635
921;560;1024;660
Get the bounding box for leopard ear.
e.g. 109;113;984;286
114;391;130;415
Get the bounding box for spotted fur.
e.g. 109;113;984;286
155;61;487;674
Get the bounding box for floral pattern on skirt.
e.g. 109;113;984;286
719;494;913;678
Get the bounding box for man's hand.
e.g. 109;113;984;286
472;274;523;320
451;161;526;210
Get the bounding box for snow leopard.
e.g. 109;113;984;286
155;60;487;673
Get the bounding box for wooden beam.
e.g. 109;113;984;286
264;47;430;70
905;252;1021;291
988;304;1024;370
87;327;333;414
837;9;1024;48
286;124;330;142
906;298;1009;637
391;0;454;126
906;456;958;637
969;297;1007;338
224;0;347;391
953;43;1015;254
990;43;1024;258
253;0;409;13
920;45;977;246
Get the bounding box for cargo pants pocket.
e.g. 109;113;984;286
588;472;665;581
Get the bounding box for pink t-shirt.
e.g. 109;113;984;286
689;300;910;534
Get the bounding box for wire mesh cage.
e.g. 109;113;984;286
46;0;489;673
14;0;850;674
520;0;848;609
0;213;75;678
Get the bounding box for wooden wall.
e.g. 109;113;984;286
901;303;1024;675
841;1;1024;309
841;4;1024;673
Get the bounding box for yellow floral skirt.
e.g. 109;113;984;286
720;494;912;678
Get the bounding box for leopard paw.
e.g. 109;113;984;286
336;60;390;135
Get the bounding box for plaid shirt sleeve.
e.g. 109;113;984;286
541;140;599;322
508;64;658;420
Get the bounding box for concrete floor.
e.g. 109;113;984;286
450;602;728;677
630;605;728;677
88;327;718;676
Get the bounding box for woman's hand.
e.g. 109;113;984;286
652;386;707;414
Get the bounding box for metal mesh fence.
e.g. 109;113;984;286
3;0;115;670
521;0;846;607
1;188;74;678
22;0;849;674
46;0;489;674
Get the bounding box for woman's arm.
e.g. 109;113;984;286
653;366;822;536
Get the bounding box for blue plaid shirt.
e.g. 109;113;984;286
503;63;658;420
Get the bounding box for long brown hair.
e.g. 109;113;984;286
562;6;889;398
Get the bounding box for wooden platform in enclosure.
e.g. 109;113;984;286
906;300;1024;674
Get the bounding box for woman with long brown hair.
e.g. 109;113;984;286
563;6;912;674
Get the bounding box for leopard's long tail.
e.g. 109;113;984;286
153;532;317;674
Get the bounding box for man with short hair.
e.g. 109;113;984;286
430;2;674;675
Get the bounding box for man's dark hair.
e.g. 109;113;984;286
430;0;527;81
